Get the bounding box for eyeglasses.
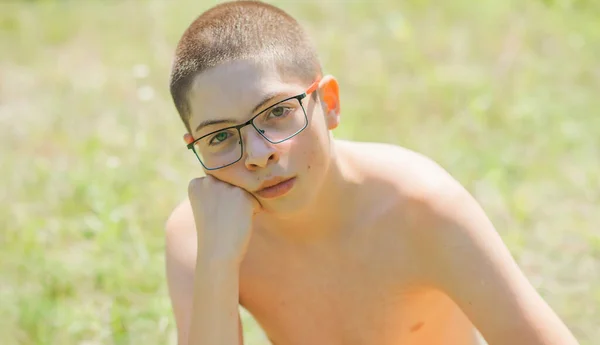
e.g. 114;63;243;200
187;80;320;170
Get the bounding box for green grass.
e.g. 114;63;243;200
1;0;598;344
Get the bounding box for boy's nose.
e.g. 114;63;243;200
243;128;279;169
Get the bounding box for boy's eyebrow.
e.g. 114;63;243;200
194;92;284;133
251;92;280;114
195;118;237;133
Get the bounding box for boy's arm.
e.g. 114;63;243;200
164;201;244;345
411;177;579;345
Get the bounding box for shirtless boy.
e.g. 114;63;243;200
164;1;580;344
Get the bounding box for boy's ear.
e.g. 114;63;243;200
184;133;194;144
318;75;340;130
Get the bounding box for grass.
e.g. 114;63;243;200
1;0;598;344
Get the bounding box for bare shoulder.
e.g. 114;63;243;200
343;139;500;250
343;141;579;344
340;139;493;247
343;140;515;277
165;198;197;271
340;139;463;202
164;198;200;344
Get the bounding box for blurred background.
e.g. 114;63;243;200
1;0;599;344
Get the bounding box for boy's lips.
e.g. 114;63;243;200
254;176;296;199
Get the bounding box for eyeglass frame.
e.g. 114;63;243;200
186;79;321;171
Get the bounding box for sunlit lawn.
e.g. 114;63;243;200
1;0;598;344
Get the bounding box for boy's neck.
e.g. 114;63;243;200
255;139;362;244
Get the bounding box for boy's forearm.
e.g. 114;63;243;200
187;258;241;345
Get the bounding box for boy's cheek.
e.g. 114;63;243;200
205;169;249;190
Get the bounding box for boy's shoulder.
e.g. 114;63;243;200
164;197;196;274
339;139;465;207
342;139;497;263
349;140;579;345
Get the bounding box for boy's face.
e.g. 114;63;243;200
184;59;340;214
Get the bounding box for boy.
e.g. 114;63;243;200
164;1;579;344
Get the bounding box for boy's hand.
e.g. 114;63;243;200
188;175;261;264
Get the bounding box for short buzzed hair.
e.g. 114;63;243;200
169;0;323;132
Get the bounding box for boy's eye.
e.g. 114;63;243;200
209;131;231;145
268;106;291;118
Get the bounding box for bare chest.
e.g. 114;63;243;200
238;229;476;345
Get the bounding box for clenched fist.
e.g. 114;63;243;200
188;175;261;264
